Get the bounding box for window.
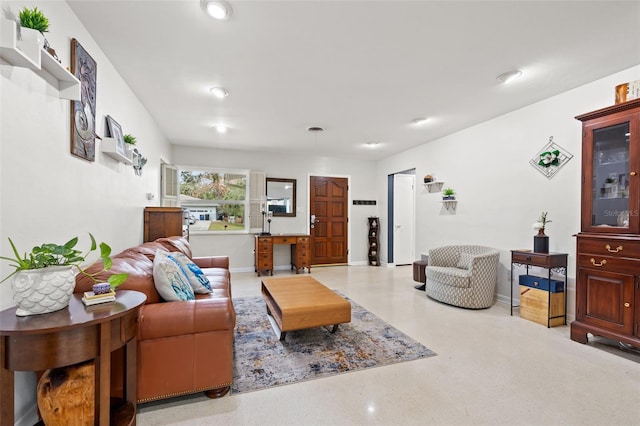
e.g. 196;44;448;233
178;167;250;232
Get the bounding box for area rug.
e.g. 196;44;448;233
231;294;436;394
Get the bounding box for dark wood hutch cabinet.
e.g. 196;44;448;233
572;98;640;348
144;207;187;242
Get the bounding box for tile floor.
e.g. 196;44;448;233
137;265;640;425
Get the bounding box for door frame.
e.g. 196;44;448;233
387;169;416;266
307;173;352;265
393;173;415;265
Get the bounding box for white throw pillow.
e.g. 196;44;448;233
167;252;212;294
153;250;195;301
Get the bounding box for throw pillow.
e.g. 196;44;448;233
456;252;474;270
167;252;212;293
153;250;195;301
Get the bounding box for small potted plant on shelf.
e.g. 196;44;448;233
442;188;456;200
17;6;48;49
123;134;137;147
19;6;49;34
0;234;128;316
17;6;61;62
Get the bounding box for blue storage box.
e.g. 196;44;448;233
519;275;564;293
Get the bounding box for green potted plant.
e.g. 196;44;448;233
19;6;49;34
16;6;49;56
442;188;456;200
0;234;127;316
123;134;137;146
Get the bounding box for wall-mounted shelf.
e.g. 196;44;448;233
424;181;444;192
0;19;80;100
102;138;132;164
441;200;457;210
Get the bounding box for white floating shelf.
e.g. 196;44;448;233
102;138;132;164
0;19;80;100
424;181;444;192
441;200;458;210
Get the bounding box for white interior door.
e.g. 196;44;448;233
393;174;415;265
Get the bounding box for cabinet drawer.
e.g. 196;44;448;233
274;236;296;244
511;251;566;268
258;259;273;269
257;243;273;253
577;237;640;259
577;254;639;275
296;236;309;243
256;237;272;246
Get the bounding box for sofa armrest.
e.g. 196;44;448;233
138;297;235;340
192;256;229;270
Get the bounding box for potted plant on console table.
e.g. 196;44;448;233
0;234;128;316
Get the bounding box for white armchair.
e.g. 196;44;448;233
425;245;500;309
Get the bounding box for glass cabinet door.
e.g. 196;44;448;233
591;122;630;229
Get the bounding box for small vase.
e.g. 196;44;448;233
533;228;549;253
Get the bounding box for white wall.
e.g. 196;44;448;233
172;147;378;269
377;64;640;313
0;2;171;423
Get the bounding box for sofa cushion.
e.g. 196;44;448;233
153;250;195;301
456;252;474;270
168;252;212;293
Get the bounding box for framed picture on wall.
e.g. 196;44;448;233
70;38;97;161
106;115;126;157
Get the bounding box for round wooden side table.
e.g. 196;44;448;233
0;290;146;425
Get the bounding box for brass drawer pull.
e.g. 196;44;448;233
624;303;631;308
605;244;623;253
590;258;607;267
630;171;637;176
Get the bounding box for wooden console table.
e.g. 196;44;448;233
255;234;310;276
510;250;568;327
0;290;146;425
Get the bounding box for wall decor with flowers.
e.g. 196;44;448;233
529;136;573;179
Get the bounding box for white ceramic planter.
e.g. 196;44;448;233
15;26;44;65
11;265;76;316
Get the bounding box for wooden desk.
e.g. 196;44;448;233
0;290;146;425
255;234;310;276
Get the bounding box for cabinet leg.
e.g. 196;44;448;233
570;322;589;344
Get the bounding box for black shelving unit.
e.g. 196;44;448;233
368;217;379;266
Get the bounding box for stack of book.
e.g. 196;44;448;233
82;289;116;306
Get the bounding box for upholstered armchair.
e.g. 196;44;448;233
425;245;500;309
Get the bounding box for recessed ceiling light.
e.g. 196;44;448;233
215;125;227;133
497;70;523;84
201;0;232;20
365;142;380;148
210;87;229;98
411;117;429;125
307;126;324;132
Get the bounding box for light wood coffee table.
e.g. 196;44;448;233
261;276;351;340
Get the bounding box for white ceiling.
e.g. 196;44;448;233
66;1;640;161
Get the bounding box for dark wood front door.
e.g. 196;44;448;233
310;176;348;265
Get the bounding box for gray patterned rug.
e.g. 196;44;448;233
231;294;436;394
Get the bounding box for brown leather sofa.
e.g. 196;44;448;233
74;236;236;403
